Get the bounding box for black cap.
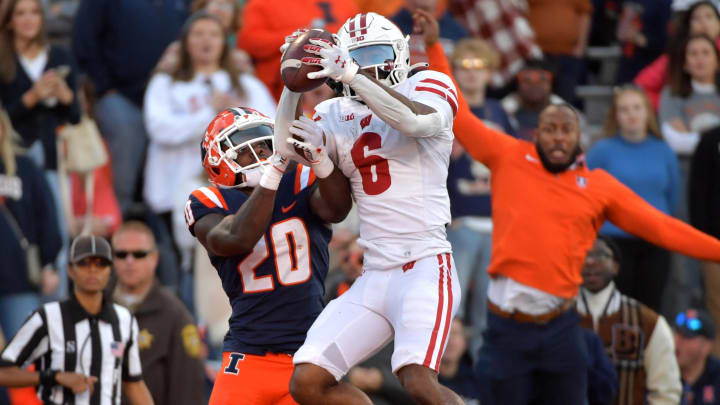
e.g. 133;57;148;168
69;235;112;264
675;308;716;339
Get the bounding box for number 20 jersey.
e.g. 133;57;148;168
313;69;457;271
184;165;332;355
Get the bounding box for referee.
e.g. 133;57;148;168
0;235;154;405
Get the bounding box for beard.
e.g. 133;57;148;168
535;143;583;174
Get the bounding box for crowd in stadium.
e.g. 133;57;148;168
1;0;720;404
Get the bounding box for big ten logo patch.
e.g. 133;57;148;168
610;324;644;362
223;353;246;375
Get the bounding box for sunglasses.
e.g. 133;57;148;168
74;257;112;268
518;70;553;84
676;312;703;331
454;58;488;70
114;250;154;260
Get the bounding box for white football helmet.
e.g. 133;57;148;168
336;13;410;93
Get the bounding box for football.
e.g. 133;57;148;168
281;28;335;92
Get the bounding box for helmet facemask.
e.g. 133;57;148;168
207;122;274;189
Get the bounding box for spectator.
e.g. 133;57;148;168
690;127;720;355
112;221;205;405
237;0;357;100
437;318;481;404
391;0;467;63
501;59;587;142
448;0;543;89
588;85;681;312
636;1;720;110
446;37;512;359
72;0;190;213
143;11;276;262
0;107;60;339
0;235;154;405
615;0;674;83
155;0;254;75
660;33;720;156
578;235;683;405
527;0;593;106
674;308;720;405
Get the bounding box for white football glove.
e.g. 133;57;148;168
259;152;290;190
279;28;309;55
287;116;334;178
302;36;359;84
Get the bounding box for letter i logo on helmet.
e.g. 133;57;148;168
200;107;275;188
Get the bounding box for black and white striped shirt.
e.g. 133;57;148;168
0;294;143;405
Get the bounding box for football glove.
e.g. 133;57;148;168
287;116;334;178
302;36;359;84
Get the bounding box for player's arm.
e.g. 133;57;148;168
194;156;289;257
301;39;443;139
603;171;720;262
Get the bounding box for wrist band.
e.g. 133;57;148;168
39;369;57;387
312;156;334;179
259;166;284;190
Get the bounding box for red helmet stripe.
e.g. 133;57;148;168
360;13;368;35
348;16;356;38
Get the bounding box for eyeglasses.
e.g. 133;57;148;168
518;70;553;84
454;58;488;70
676;312;704;331
74;257;112;268
114;250;153;260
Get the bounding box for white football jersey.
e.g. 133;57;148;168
313;70;458;271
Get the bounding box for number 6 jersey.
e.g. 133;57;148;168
314;69;457;271
184;165;332;355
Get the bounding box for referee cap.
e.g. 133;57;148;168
69;235;112;264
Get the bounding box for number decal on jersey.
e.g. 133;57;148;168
351;132;391;195
184;200;195;227
237;218;311;293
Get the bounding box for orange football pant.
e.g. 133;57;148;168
209;352;298;405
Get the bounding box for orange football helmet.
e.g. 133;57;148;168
201;107;274;188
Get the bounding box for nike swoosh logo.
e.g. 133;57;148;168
281;201;297;214
525;154;538;163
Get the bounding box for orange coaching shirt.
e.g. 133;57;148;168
427;43;720;299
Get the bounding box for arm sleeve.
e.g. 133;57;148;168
143;74;217;146
166;310;205;405
122;317;143;382
426;42;518;169
71;0;113;95
634;55;669;111
347;73;446;139
644;316;683;405
0;310;49;368
236;0;284;60
604;171;720;261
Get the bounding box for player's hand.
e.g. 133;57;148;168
280;28;309;55
56;372;97;394
302;36;359;84
287;116;334;178
413;9;439;48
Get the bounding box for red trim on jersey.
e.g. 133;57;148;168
360;13;368;35
415;87;458;116
423;254;446;369
419;78;459;104
191;189;217;209
435;253;454;371
208;187;229;210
